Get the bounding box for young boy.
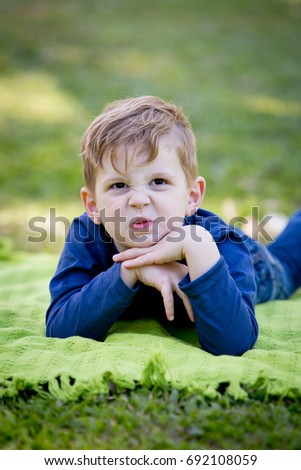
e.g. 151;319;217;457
46;96;301;356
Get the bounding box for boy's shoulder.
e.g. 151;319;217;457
68;212;110;243
185;208;250;244
185;208;227;226
64;212;116;268
68;212;115;251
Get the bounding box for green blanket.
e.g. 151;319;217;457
0;253;300;401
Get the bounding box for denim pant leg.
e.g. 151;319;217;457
246;240;295;304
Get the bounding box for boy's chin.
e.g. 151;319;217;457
116;229;170;251
127;239;158;249
114;236;157;253
123;234;160;249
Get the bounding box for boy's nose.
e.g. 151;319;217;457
128;187;151;208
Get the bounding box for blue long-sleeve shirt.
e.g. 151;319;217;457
46;209;259;356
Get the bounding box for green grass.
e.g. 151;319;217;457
1;389;301;450
1;0;301;449
0;0;300;217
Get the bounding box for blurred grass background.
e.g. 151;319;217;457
0;0;300;253
1;0;301;450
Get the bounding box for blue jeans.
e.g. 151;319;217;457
246;239;296;304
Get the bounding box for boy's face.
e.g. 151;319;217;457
82;133;205;252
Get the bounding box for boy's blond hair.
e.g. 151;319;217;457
81;96;198;192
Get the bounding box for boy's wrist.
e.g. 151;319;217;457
119;263;138;289
183;225;220;281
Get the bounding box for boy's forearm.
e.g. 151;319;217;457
46;263;139;340
179;257;258;356
120;263;138;288
183;225;220;280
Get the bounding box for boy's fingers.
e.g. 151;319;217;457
113;247;153;262
122;253;159;268
160;283;174;321
176;289;194;322
161;284;193;323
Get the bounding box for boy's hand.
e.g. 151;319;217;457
120;261;194;323
117;225;220;322
113;228;187;268
114;225;220;281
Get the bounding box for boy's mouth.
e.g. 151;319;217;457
130;217;153;232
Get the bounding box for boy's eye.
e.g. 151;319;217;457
151;178;167;186
111;182;128;189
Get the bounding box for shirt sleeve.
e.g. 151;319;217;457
46;216;139;340
179;231;258;356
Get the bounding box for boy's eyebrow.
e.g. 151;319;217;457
148;171;177;180
102;171;177;186
102;176;127;185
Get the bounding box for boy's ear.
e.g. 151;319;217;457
186;176;206;216
80;187;102;225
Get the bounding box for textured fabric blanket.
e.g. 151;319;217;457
0;253;300;401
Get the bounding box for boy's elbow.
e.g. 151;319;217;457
207;341;256;357
46;316;61;338
46;310;70;339
199;330;258;357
